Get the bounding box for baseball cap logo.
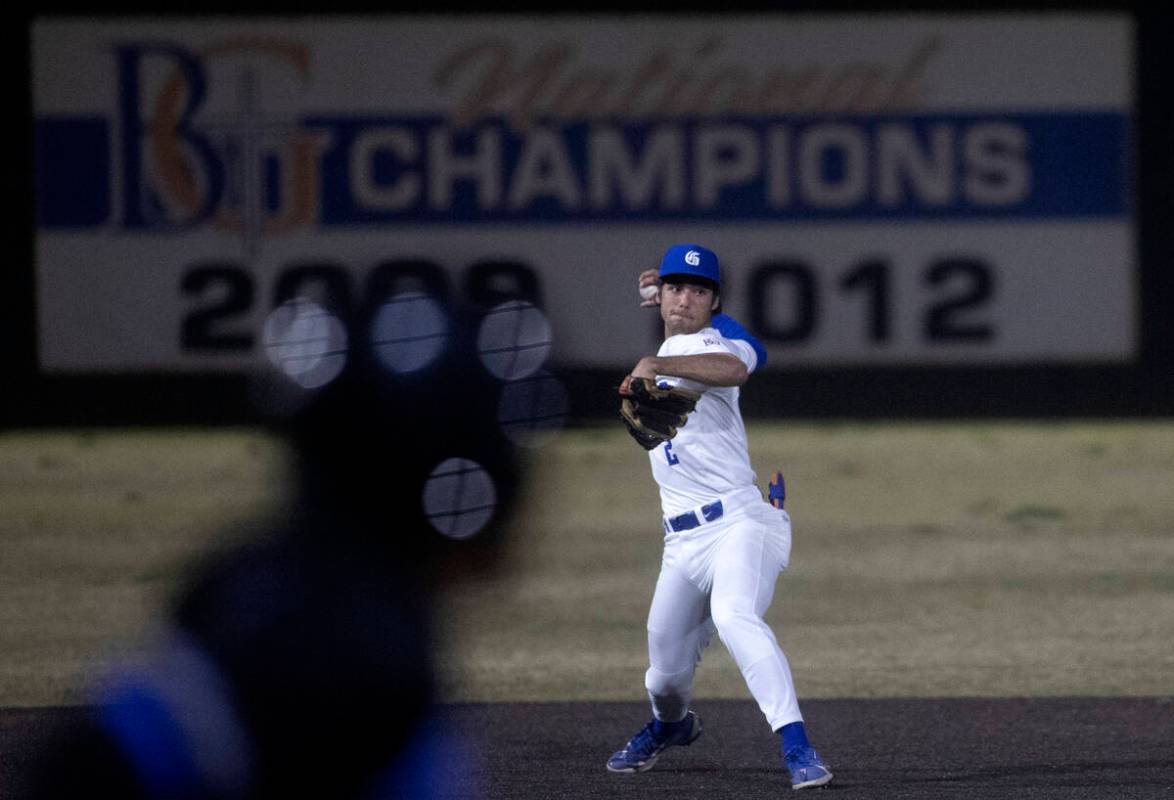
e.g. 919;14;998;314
659;244;719;285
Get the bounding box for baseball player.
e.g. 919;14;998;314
607;244;832;790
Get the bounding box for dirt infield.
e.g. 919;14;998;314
3;698;1172;799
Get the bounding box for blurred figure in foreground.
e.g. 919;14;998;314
27;288;556;799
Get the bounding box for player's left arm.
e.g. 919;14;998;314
630;353;748;387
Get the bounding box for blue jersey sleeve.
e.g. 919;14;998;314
712;313;768;371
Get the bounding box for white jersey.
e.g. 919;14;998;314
649;327;759;517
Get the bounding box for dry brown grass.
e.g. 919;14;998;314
2;422;1172;708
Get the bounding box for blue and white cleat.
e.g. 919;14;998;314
606;711;702;773
784;746;833;790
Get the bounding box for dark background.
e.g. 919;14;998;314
7;2;1172;426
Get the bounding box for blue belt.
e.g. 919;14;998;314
664;501;724;533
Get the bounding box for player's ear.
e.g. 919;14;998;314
710;293;720;312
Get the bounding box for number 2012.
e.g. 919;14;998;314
746;257;996;344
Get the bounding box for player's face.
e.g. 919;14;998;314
660;280;719;335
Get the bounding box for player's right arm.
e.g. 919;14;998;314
630;352;749;388
637;269;768;370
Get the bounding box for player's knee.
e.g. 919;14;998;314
710;596;760;637
644;665;692;698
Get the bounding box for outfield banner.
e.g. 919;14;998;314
33;15;1135;371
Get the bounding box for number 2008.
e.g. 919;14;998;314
180;259;541;352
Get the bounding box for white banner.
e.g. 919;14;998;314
33;15;1136;371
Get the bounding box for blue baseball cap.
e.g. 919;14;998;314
659;244;720;287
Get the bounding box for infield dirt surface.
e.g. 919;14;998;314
3;698;1173;798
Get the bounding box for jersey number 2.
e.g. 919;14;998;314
664;441;680;466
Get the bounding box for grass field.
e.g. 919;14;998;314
2;422;1173;708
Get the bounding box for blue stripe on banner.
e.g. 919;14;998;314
33;111;1132;229
311;113;1131;223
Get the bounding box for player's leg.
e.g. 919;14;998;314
709;510;800;730
644;565;714;722
607;564;710;773
709;507;832;789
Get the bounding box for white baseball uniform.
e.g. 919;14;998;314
643;327;803;732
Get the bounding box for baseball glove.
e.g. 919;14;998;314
619;376;700;450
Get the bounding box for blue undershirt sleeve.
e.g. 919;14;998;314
712;313;768;371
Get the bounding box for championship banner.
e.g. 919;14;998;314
32;15;1135;371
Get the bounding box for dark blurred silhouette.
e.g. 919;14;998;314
26;290;538;799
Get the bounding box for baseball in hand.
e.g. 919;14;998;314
640;285;659;301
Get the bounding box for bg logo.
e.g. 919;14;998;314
685;250;700;266
117;40;327;256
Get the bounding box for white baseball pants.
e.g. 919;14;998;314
644;490;802;732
